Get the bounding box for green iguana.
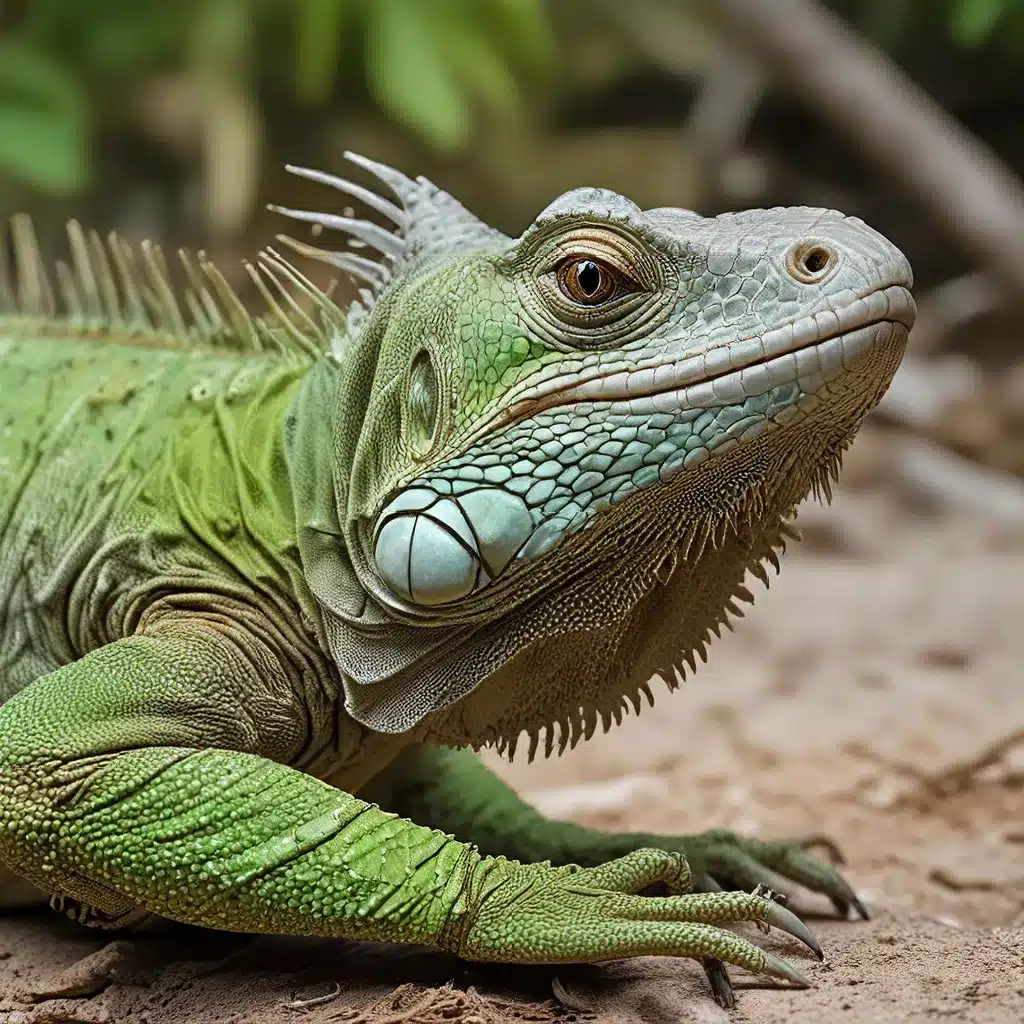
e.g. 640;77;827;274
0;154;915;1007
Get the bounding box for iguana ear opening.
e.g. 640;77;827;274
407;348;440;458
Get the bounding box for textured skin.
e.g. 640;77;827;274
0;157;914;999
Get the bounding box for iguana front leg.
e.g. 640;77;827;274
0;620;812;984
0;621;473;944
370;746;864;918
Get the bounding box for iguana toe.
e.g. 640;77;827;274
460;859;822;997
684;830;864;919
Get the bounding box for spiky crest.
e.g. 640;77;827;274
1;153;507;362
272;151;509;354
0;214;336;359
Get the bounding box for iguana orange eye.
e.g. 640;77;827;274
558;258;619;305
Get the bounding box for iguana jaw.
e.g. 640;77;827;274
474;283;915;442
426;326;910;757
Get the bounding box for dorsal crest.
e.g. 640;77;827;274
0;154;506;362
271;152;509;327
0;215;339;360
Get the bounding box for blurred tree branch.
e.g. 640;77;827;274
909;271;1002;355
682;51;765;204
614;0;1024;313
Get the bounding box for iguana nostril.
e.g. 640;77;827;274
786;241;837;284
803;248;830;273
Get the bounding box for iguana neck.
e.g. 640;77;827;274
163;360;310;608
164;355;411;786
285;352;478;740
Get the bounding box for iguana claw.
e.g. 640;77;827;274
679;830;863;919
851;895;871;920
763;899;825;961
760;951;812;988
701;957;736;1008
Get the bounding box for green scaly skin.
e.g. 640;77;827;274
0;155;915;1004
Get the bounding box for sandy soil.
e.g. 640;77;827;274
0;426;1021;1023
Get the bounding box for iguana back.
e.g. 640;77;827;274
0;220;324;703
1;334;281;690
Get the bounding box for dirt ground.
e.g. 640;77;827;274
0;424;1021;1024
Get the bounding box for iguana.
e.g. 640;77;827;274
0;153;914;1007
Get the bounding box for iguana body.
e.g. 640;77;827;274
0;156;914;1004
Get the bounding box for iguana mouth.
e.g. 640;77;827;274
486;283;915;437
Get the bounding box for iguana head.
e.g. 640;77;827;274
282;154;914;756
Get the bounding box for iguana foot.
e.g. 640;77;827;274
679;830;867;919
460;849;821;989
49;894;151;930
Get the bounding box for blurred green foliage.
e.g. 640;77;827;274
3;0;1023;202
0;0;553;196
851;0;1024;50
0;37;87;193
949;0;1021;45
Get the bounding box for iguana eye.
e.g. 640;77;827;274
558;258;620;305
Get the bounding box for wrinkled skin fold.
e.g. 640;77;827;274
0;153;913;1007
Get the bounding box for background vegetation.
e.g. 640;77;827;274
3;1;1023;230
